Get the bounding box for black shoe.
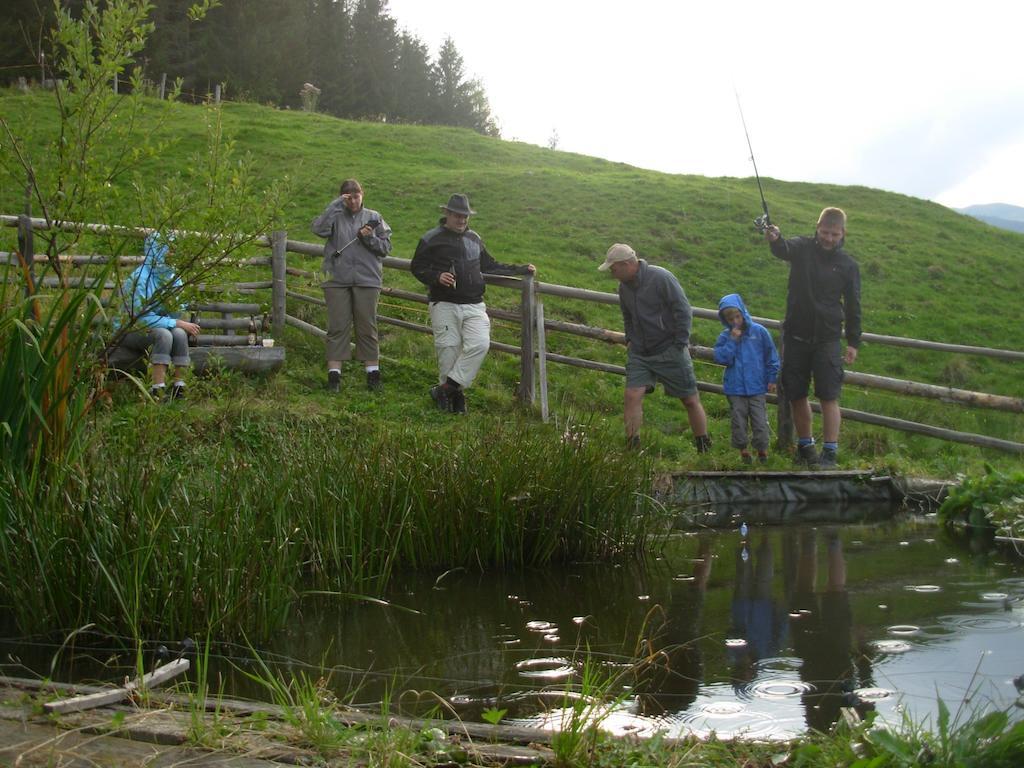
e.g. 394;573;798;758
818;447;838;469
757;452;769;465
795;442;820;468
430;384;450;411
327;370;341;393
149;385;166;402
366;370;382;391
695;435;712;454
170;383;186;401
450;388;467;414
626;435;641;451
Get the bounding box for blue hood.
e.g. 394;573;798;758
117;233;183;330
718;293;754;334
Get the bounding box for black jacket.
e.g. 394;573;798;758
411;220;530;304
770;235;861;347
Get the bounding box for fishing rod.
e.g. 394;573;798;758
734;90;771;232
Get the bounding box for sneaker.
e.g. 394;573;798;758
450;388;467;415
795;442;819;468
366;370;382;391
148;385;166;402
818;447;838;469
695;435;712;454
430;384;450;412
327;370;341;393
170;383;186;401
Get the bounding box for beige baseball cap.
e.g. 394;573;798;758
598;243;637;271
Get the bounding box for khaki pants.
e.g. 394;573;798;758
323;284;380;362
429;301;490;388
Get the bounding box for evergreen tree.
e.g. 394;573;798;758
346;0;399;120
432;37;497;136
392;31;434;124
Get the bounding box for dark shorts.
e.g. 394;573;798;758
781;337;843;401
625;345;698;399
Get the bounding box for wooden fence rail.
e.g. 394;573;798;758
4;216;1022;453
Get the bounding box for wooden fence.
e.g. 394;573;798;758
3;215;1023;454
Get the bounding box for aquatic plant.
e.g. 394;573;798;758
939;464;1024;537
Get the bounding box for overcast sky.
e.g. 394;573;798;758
386;0;1024;209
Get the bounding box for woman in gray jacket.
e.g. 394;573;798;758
312;179;393;391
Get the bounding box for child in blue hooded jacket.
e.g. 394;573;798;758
112;233;200;400
713;294;780;463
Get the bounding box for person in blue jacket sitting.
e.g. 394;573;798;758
714;293;780;464
112;232;200;400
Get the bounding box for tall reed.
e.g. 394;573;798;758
0;409;658;640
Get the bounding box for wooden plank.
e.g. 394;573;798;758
43;659;189;715
270;230;287;337
191;346;285;375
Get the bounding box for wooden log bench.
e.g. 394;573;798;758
108;301;285;376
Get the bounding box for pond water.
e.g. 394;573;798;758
4;517;1024;740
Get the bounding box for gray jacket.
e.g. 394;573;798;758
618;260;692;356
311;198;393;287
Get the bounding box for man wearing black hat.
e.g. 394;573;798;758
411;193;536;414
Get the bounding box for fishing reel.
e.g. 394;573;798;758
753;214;770;233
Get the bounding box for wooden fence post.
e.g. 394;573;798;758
535;293;549;422
271;230;287;337
518;274;536;404
159;73;167;100
17;213;35;298
776;332;793;450
214;84;221;104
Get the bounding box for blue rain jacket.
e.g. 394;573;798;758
713;293;780;396
117;233;184;330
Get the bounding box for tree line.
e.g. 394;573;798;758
0;0;499;136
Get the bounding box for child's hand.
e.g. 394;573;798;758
767;382;777;394
730;325;742;340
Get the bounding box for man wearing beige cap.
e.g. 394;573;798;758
599;243;710;453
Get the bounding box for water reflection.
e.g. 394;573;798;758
2;520;1022;740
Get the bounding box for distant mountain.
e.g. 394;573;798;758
957;203;1024;233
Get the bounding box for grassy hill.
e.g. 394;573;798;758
2;88;1022;474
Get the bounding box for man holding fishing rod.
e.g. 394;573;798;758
765;209;861;469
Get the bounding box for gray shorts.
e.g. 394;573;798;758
781;337;843;401
625;345;698;398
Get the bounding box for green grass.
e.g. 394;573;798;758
3;86;1021;476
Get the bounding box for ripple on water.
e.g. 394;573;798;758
981;592;1010;601
854;687;894;701
525;620;556;632
725;638;748;648
904;585;942;593
939;615;1023;633
741;679;815;700
515;657;576;681
871;639;914;654
672;704;801;741
887;624;921;636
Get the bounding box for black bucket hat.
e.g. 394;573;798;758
440;193;475;216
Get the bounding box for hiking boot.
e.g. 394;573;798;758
741;452;753;465
818;447;838;469
430;384;451;412
170;383;186;401
695;434;712;454
757;452;769;465
366;370;382;391
450;388;467;415
327;370;341;393
795;442;820;468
